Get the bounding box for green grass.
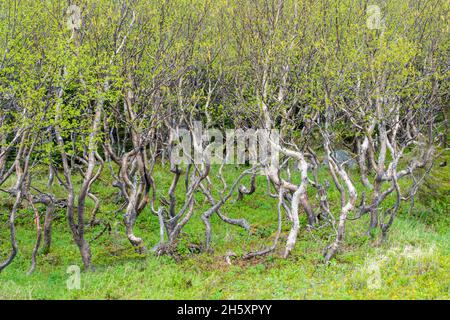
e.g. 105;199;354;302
0;163;449;299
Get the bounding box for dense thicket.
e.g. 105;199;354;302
0;0;448;272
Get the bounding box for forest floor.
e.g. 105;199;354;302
0;160;449;299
